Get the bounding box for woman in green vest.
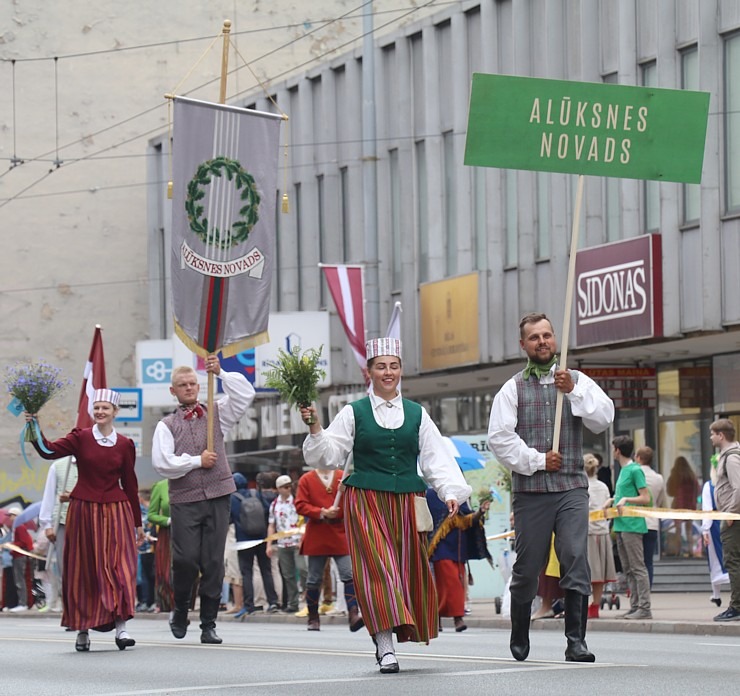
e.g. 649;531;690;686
301;337;472;674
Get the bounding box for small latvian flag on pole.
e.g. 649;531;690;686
320;264;367;373
170;96;283;357
76;325;107;429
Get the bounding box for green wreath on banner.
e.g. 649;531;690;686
185;156;261;250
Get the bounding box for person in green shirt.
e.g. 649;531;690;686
607;435;652;619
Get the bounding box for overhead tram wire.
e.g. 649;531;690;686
2;0;383;171
0;2;453;64
0;124;468;204
0;0;441;206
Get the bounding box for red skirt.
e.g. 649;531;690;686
154;525;174;612
344;487;438;644
433;559;466;617
62;498;137;631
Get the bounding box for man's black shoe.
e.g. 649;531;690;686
509;600;532;661
200;628;223;644
714;606;740;622
169;609;190;639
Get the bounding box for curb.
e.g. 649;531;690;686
5;609;740;637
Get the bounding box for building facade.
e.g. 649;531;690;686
147;0;740;561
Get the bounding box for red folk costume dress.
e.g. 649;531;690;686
33;426;140;632
295;470;348;556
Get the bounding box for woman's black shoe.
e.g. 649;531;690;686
75;632;90;652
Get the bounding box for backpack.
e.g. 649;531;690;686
234;490;268;538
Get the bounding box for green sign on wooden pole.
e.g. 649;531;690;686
464;73;710;184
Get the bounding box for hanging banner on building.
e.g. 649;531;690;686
171;96;283;356
575;234;663;347
465;73;709;183
420;273;480;371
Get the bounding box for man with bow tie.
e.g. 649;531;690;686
152;356;254;645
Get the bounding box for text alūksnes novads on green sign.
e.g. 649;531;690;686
464;74;710;184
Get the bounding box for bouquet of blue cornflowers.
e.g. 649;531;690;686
262;346;325;424
5;362;70;466
5;361;70;415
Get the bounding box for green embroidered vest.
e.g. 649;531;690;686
344;397;426;493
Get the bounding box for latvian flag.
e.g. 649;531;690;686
320;264;366;372
76;326;107;429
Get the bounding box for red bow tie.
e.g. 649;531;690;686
183;404;204;420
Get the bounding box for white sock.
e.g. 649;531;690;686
375;629;394;657
115;619;127;638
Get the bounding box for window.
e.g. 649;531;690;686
505;169;518;267
416;140;429;282
642;62;660;231
340;166;350;262
536;171;550;260
294;182;303;310
726;33;740;211
472;167;487;270
317;174;326;307
274;191;282;310
443;131;457;276
389;149;402;289
682;47;700;223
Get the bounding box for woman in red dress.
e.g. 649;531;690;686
28;388;143;651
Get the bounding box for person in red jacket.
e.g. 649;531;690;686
6;506;33;611
28;388;143;652
295;466;364;633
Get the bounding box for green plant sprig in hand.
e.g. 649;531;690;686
262;345;326;425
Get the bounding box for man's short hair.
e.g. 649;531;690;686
635;446;654;467
519;312;553;338
256;471;279;490
612;435;634;458
171;365;197;386
711;418;736;442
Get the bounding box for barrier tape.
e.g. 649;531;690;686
591;506;740;522
486;506;740;542
229;526;304;552
0;542;46;561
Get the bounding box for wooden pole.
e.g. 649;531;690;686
207;19;232;451
552;174;585;453
218;19;231;105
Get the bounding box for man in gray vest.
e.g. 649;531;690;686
152;356;254;644
488;313;614;663
38;456;77;611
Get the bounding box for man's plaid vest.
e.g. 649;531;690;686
512;371;587;494
162;402;236;504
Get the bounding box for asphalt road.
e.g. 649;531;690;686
1;616;737;695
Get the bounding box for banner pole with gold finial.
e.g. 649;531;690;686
206;19;232;452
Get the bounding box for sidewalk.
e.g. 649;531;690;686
4;592;740;637
460;591;740;637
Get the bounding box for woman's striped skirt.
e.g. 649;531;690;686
344;487;438;644
62;498;137;632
